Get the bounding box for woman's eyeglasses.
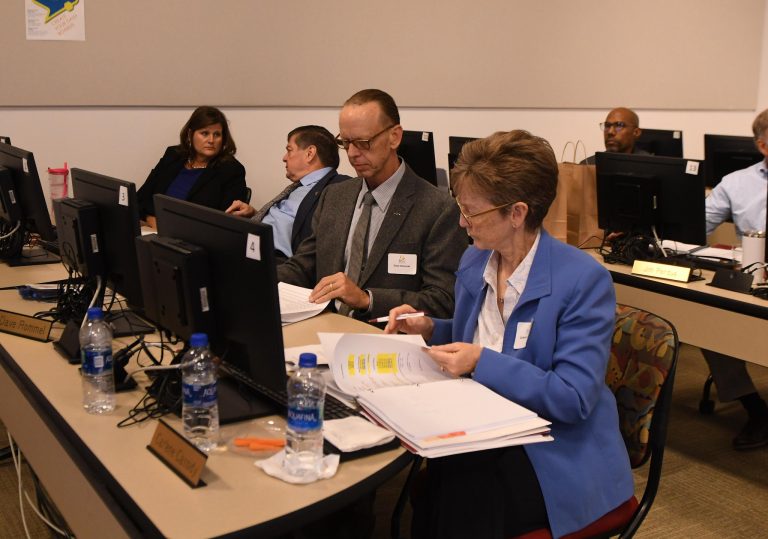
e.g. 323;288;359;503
456;200;516;226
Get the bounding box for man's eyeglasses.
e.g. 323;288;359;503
335;125;396;151
599;121;633;133
456;200;516;226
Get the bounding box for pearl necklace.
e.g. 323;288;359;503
187;159;208;169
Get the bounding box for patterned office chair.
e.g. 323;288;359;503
511;304;680;539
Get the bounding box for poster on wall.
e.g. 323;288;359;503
25;0;86;41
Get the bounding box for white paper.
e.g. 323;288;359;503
319;333;448;397
25;0;86;41
278;282;329;324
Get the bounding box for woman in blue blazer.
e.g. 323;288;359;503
137;106;246;228
385;131;633;539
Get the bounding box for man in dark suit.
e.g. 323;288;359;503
226;125;348;258
278;89;467;320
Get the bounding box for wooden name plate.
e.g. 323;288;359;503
0;309;52;342
147;419;208;488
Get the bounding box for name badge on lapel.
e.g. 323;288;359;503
514;321;533;349
388;253;417;275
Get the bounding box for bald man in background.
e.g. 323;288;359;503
583;107;650;164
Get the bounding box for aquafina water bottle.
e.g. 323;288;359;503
284;352;326;476
181;333;219;452
79;307;115;414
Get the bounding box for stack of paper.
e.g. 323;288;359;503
278;282;329;324
317;333;552;457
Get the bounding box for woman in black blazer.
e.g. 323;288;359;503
137;106;247;228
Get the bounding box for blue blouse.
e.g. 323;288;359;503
165;168;204;201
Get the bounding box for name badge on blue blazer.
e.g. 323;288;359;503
514;321;532;349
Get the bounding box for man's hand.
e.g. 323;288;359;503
309;272;370;311
226;200;256;218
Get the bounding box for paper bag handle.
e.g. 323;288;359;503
560;140;590;164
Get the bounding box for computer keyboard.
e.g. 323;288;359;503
667;253;739;272
220;362;358;420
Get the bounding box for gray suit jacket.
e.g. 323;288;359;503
277;165;467;320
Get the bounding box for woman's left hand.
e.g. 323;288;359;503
427;342;483;377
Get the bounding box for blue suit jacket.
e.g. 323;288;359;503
431;230;633;539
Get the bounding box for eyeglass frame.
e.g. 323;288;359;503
599;121;635;133
456;199;516;226
335;124;397;151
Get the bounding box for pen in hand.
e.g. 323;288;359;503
368;311;425;324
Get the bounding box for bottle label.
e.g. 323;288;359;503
287;406;322;430
81;349;113;375
182;382;217;408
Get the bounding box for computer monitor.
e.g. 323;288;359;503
397;130;437;185
150;194;286;419
71;168;143;307
447;136;478;174
596;152;706;246
703;134;763;188
0;143;58;265
635;128;684;158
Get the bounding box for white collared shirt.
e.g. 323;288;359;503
473;231;540;352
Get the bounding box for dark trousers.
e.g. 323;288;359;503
412;446;549;539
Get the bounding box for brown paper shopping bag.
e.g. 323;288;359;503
554;141;604;248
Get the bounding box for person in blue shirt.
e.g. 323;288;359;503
385;130;633;539
226;125;348;259
137;106;246;229
702;108;768;450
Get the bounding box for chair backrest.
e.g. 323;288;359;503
244;186;252;204
606;304;679;468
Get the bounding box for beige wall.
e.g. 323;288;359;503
0;0;762;109
1;1;767;209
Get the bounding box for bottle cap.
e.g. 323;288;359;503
298;352;317;368
86;307;104;320
190;333;209;348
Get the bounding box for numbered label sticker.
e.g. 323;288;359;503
421;131;430;142
22;158;29;173
246;233;261;261
118;185;129;206
685;161;700;175
199;287;210;312
90;234;100;253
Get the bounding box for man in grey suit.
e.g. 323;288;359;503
278;89;467;320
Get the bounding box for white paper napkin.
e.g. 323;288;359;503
254;450;340;484
323;416;396;452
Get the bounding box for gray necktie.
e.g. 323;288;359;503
338;191;375;315
252;181;300;222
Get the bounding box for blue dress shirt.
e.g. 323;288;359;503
705;160;767;237
262;167;332;257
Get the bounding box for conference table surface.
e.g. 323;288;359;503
0;259;68;289
0;287;411;539
590;250;768;368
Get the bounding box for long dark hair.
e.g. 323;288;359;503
178;106;237;165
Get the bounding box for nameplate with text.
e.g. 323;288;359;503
0;309;52;342
631;260;691;283
147;419;207;488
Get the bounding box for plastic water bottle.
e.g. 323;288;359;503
181;333;219;452
79;307;116;414
284;352;326;477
